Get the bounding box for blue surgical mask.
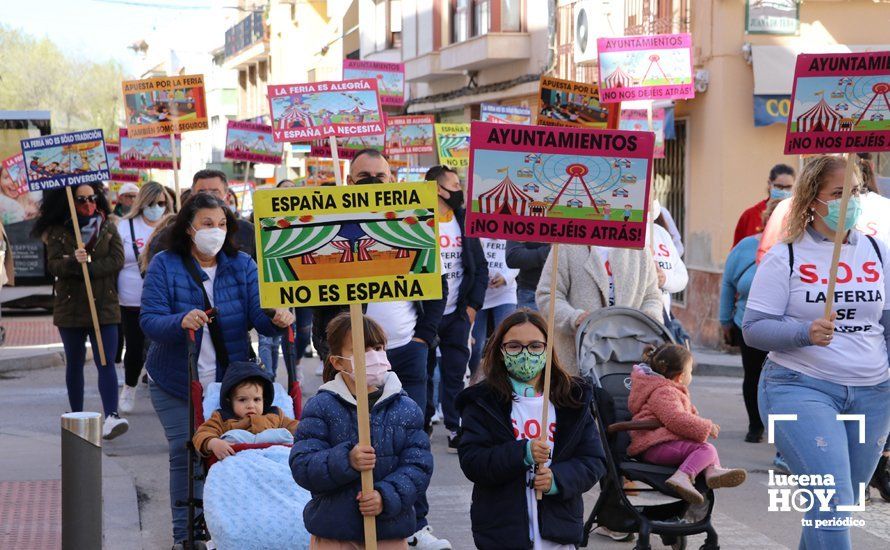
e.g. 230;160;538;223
143;204;166;222
770;187;792;200
817;195;861;233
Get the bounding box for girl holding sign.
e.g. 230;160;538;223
456;309;606;550
34;183;128;439
743;156;890;549
292;313;433;549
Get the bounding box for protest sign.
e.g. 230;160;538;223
784;51;890;154
105;142;140;183
385;115;435;156
119;129;181;170
305;158;344;186
268;79;384;142
538;77;608;128
310;133;384;160
254;182;442;308
396;166;430;183
225;120;284;164
343;59;405;106
465;121;654;248
481;103;532;125
2;153;30;195
20;130;110;192
597;34;694;103
435;124;471;168
122;74;208;138
620;108;665;158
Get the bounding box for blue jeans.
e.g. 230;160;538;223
516;287;537;311
468;303;517;375
58;324;119;417
258;333;282;380
758;361;890;550
150;383;202;544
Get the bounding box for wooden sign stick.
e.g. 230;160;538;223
65;186;107;367
645;104;656;253
822;154;857;318
332;134;377;547
536;242;560;500
241;161;252;218
170;132;181;211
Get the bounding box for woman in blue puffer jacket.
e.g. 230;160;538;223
291;312;433;548
140;192;294;548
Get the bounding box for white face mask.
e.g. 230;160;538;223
192;226;226;256
143;204;166;222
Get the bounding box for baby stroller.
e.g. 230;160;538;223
577;307;720;550
183;319;305;550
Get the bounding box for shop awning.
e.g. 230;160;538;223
752;44;890;95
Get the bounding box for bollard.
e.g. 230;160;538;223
61;412;102;550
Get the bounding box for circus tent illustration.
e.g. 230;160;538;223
797;97;845;132
122;140;165;160
478;173;534;216
604;66;633;88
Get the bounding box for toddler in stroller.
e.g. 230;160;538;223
628;344;746;505
192;360;299;461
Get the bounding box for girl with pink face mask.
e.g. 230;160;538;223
292;312;434;549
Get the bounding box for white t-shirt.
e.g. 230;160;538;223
593;247;615;306
511;394;572;550
481;238;519;310
366;301;418;350
858;192;890;245
439;216;464;315
116;216;155;307
746;230;890;385
647;225;688;313
197;266;218;389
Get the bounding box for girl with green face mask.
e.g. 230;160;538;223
454;309;607;549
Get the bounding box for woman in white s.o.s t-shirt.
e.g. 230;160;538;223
743;156;890;550
115;182;172;412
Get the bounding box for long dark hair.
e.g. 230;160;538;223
31;182;111;238
480;309;582;409
323;312;388;382
165;192;239;257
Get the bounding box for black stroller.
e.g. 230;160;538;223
577;307;720;550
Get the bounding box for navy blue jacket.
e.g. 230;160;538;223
452;208;488;313
140;250;278;400
456;379;606;549
505;241;551;292
290;373;433;541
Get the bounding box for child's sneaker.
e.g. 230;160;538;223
592;525;634;542
666;470;704;505
408;525;451;549
447;431;460;454
102;414;129;440
705;466;746;489
430;405;442;425
119;385;136;414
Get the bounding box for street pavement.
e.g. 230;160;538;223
2;318;890;549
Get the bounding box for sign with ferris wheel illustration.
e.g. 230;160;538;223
119;128;181;170
596;34;694;103
785;51;890;154
224;120;284;164
466;122;655;248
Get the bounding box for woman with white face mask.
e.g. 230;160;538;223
140;192;294;548
115;181;172;414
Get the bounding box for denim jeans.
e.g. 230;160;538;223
258;333;282;380
758;361;890;550
516;287;537;311
58;324;120;417
468;303;517;375
150;382;202;544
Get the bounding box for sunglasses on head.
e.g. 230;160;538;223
75;195;97;204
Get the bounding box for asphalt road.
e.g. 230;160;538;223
3;352;890;549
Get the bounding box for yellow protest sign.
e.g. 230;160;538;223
435;123;470;168
254;182;442;307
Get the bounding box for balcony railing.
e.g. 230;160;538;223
625;0;689;36
224;11;268;60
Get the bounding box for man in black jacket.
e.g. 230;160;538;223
423;166;488;452
505;241;550;310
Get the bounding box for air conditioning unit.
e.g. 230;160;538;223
573;0;606;65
